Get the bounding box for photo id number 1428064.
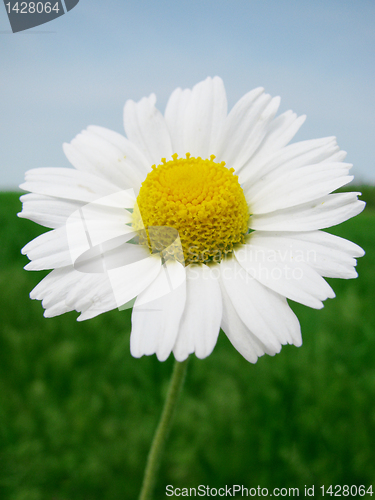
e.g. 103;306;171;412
5;2;60;14
321;485;373;496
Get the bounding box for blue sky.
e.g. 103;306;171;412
1;0;374;189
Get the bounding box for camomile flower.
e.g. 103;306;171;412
19;77;365;363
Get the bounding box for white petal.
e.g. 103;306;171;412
73;276;119;320
20;168;119;203
87;125;151;176
323;150;347;163
248;162;353;214
220;280;275;363
241;136;339;186
72;237;150;277
173;264;222;361
42;271;94;310
294;230;365;257
64;127;148;191
183;76;228;158
216;89;280;171
252;230;364;279
18;193;83;229
70;276;119;321
43;301;73;318
32;268;82;313
106;254;161;310
22;226;71;270
215;87;265;158
221;257;302;350
164;87;192;157
30;266;117;319
65;199;135;265
233;96;281;171
30;267;73;301
247;111;306;167
250;192;365;231
30;248;161;321
131;260;186;361
123;93;173;165
234;236;336;309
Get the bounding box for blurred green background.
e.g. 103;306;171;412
0;189;374;500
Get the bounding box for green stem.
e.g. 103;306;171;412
138;357;189;500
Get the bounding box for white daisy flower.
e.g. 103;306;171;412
19;77;365;363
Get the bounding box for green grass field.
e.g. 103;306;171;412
1;188;374;500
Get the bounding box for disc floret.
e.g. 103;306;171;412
135;153;249;265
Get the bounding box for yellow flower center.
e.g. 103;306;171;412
134;153;249;265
